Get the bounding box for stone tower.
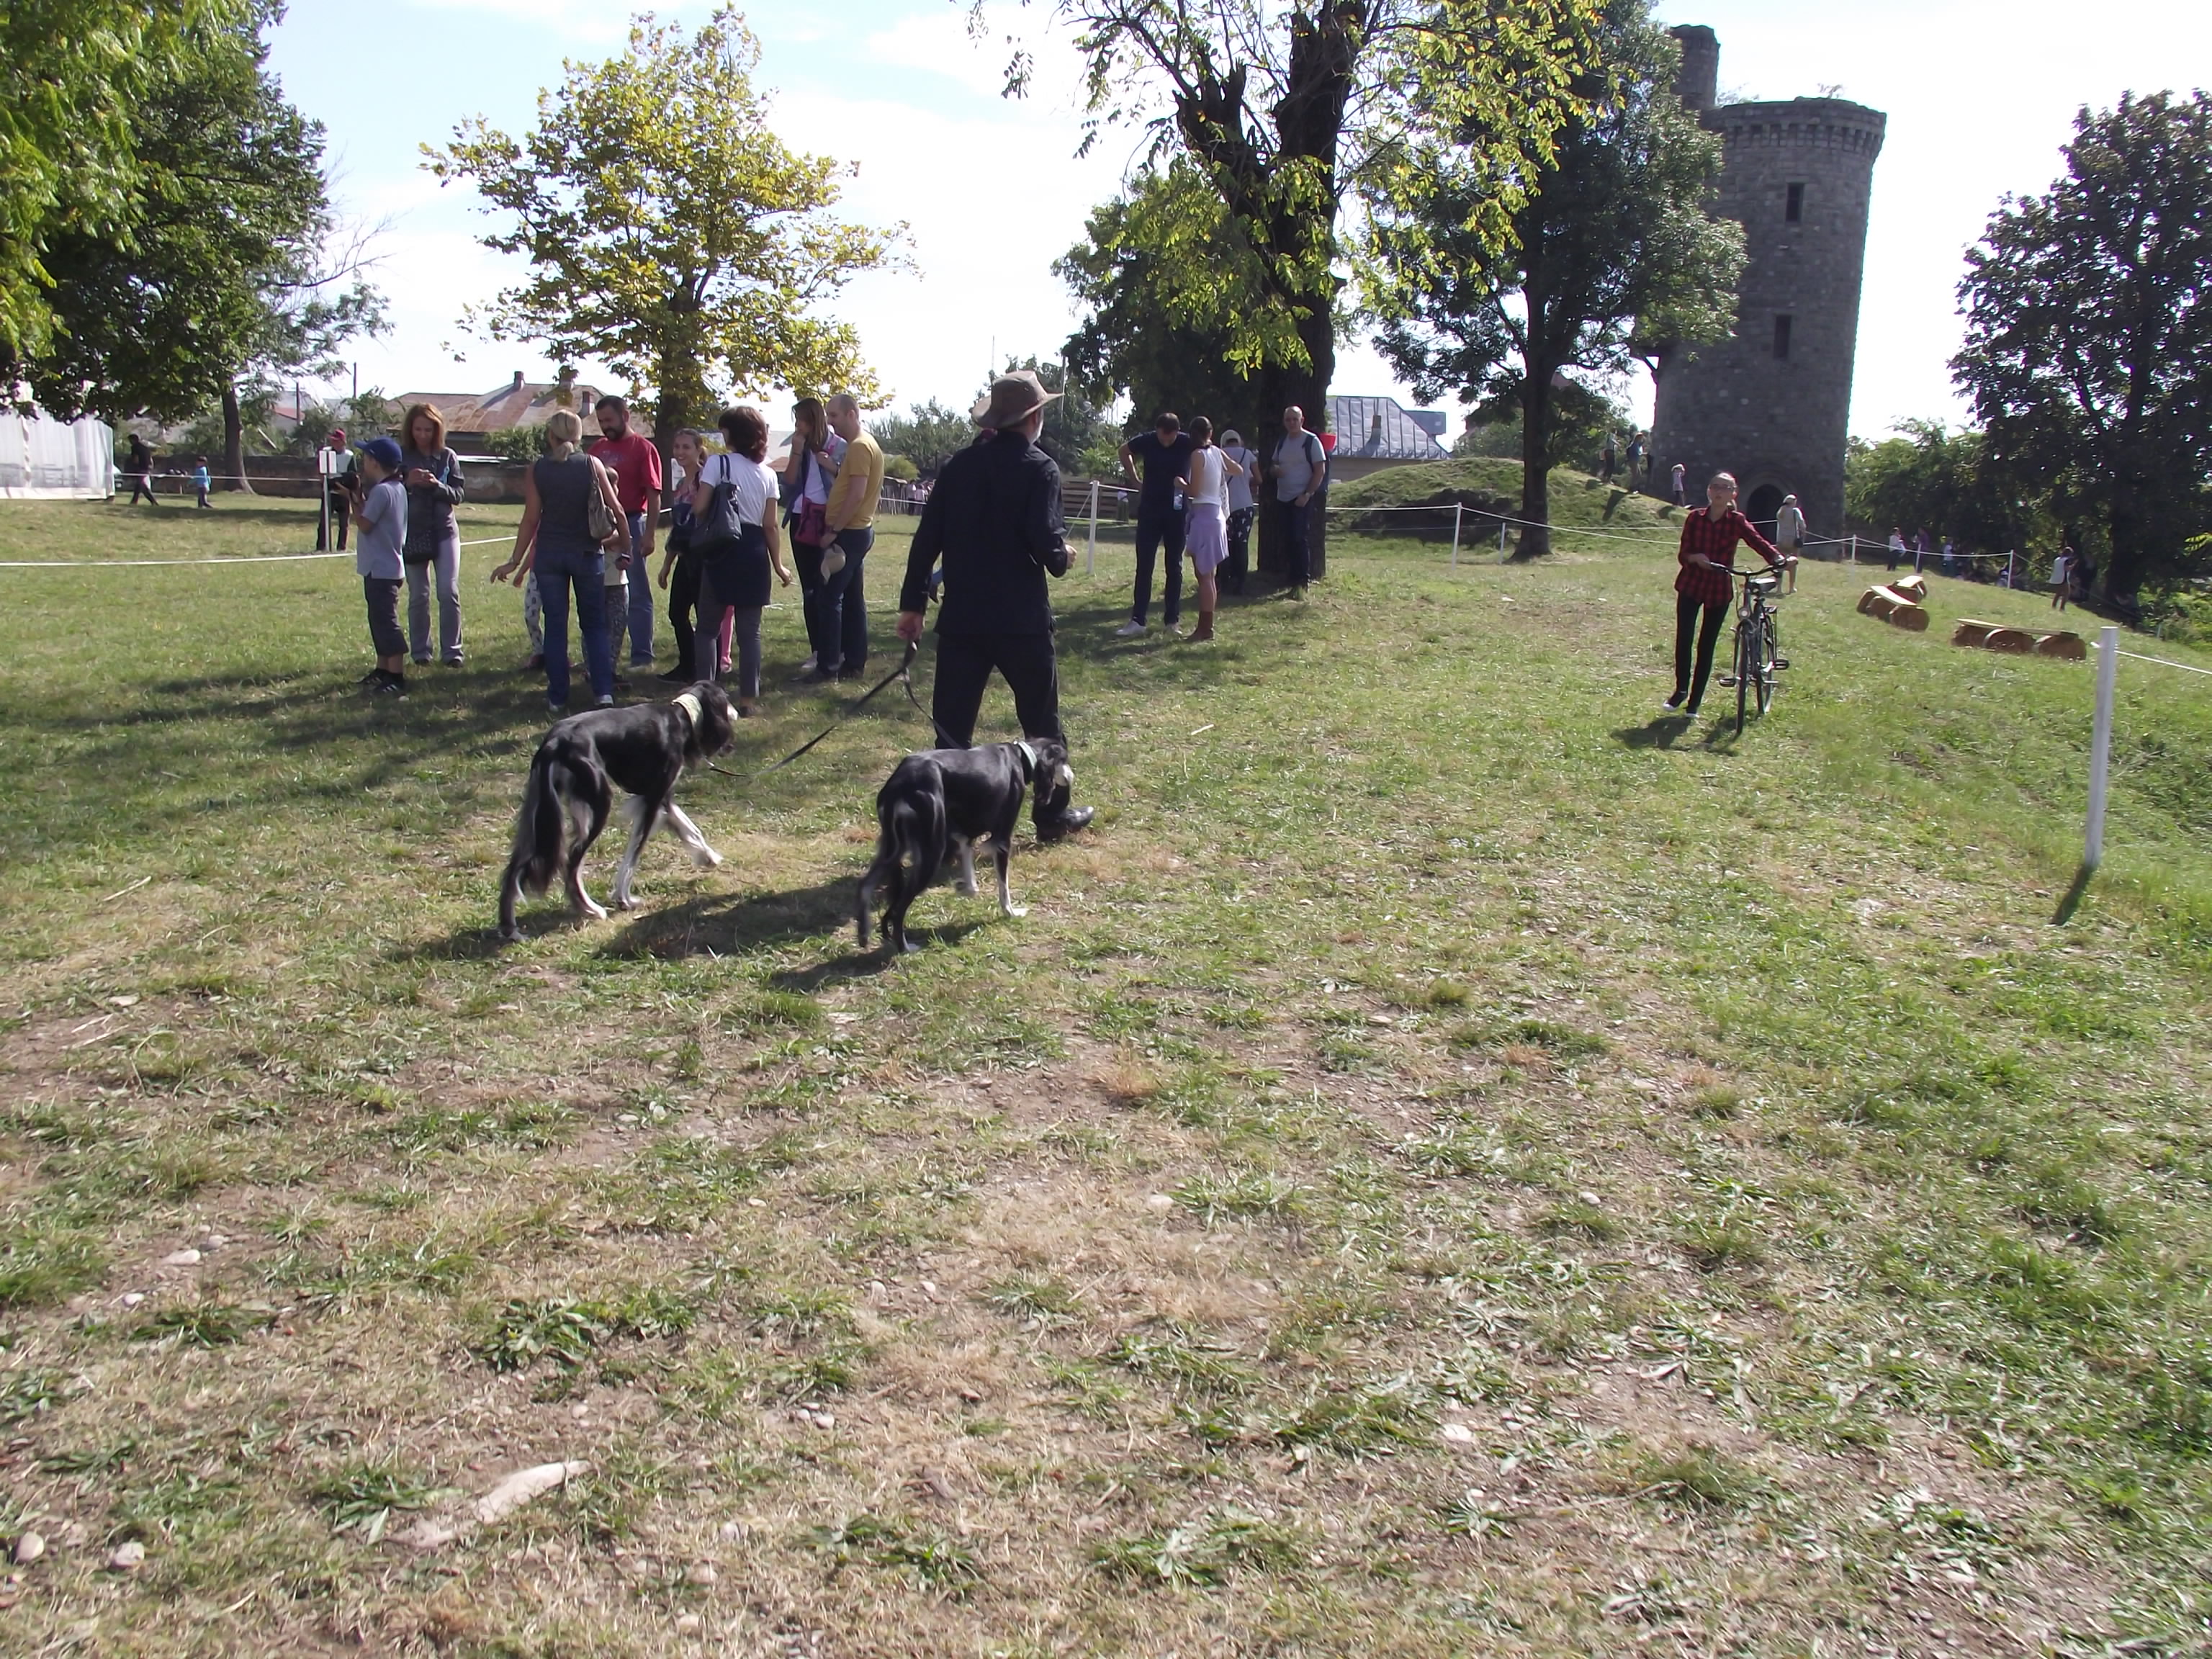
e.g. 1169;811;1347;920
1647;26;1885;539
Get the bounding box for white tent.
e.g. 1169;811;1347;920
0;405;114;499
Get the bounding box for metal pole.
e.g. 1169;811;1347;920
1087;480;1098;575
2085;626;2118;871
1450;502;1462;568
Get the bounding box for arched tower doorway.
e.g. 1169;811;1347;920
1744;482;1785;539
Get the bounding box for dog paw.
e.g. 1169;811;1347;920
899;938;923;954
692;848;724;869
1002;904;1028;920
580;901;610;921
955;882;979;898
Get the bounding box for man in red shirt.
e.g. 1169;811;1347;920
594;396;665;673
1667;471;1781;715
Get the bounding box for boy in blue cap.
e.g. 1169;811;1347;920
352;436;410;696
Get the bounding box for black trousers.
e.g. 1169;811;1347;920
1132;506;1185;624
668;552;702;670
1673;590;1730;708
1225;508;1254;593
932;631;1071;826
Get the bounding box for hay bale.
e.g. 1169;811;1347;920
1859;586;1930;631
1892;574;1930;602
2036;631;2087;660
1952;619;1999;647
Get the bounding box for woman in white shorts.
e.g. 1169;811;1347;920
1179;416;1244;643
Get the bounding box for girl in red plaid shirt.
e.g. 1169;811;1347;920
1666;472;1782;714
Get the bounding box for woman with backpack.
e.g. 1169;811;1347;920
691;406;793;716
490;409;625;713
400;402;468;666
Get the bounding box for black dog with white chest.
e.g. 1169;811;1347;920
858;738;1072;954
499;683;735;940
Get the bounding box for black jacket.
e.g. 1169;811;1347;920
902;431;1069;635
399;445;467;557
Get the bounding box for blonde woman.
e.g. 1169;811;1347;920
399;402;467;665
491;410;625;711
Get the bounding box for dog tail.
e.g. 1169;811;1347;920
509;743;566;898
857;783;945;948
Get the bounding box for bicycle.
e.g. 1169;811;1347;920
1715;564;1789;734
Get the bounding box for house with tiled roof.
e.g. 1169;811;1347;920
390;369;610;453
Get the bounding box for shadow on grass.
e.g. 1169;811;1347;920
2054;862;2096;925
1612;715;1696;750
767;918;989;994
597;876;860;960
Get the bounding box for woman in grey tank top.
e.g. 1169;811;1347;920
492;410;624;711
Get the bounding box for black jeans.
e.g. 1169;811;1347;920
363;577;405;660
835;528;870;674
932;631;1074;827
1673;590;1730;708
318;490;350;551
792;541;833;667
1132;505;1185;625
1225;508;1254;593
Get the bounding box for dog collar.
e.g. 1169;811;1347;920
672;691;703;726
1016;740;1038;779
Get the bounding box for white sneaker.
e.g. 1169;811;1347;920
596;694;616;708
1114;620;1146;637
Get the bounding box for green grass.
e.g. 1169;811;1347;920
0;487;2209;1652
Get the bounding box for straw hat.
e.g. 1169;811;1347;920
971;369;1060;429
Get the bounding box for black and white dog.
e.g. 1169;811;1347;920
857;739;1073;954
498;683;736;941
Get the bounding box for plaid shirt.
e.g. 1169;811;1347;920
1676;507;1780;606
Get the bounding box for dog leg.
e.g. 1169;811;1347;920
662;802;722;869
995;840;1026;919
565;854;609;921
953;837;978;898
611;796;659;912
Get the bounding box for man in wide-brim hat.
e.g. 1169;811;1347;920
897;371;1094;840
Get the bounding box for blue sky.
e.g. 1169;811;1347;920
266;0;2210;439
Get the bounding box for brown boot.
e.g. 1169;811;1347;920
1191;609;1215;642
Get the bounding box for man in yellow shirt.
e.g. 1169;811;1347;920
817;392;886;680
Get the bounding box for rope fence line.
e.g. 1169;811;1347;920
2094;641;2212;679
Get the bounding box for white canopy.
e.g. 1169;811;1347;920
0;406;114;499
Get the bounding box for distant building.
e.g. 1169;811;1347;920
390;369;609;454
1327;395;1452;482
1646;25;1886;537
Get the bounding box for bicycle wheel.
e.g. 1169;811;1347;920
1735;614;1753;734
1754;611;1775;716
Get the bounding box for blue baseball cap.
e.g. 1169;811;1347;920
359;436;403;471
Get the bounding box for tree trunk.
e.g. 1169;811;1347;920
1255;343;1332;580
1517;371;1554;560
220;382;251;493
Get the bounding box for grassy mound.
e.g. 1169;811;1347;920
1329;455;1681;540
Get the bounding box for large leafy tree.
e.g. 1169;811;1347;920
1014;0;1599;574
1955;91;2212;601
426;8;901;469
0;0;237;355
1845;421;2050;567
1056;162;1256;435
1364;0;1742;556
6;8;381;486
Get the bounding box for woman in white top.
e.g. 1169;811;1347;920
691;406;793;715
1179;416;1244;643
1219;428;1257;595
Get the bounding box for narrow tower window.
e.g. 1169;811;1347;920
1773;315;1794;359
1785;182;1804;222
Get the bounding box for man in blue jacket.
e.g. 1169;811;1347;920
897;370;1094;841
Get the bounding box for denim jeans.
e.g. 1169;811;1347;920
621;512;655;664
838;529;870;674
1133;506;1186;624
535;546;613;708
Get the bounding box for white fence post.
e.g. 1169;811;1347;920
1498;521;1506;556
1087;480;1098;576
1450;502;1462;568
2085;625;2118;871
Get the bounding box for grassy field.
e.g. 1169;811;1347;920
1;485;2210;1656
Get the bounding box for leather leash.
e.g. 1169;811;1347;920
706;639;953;783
